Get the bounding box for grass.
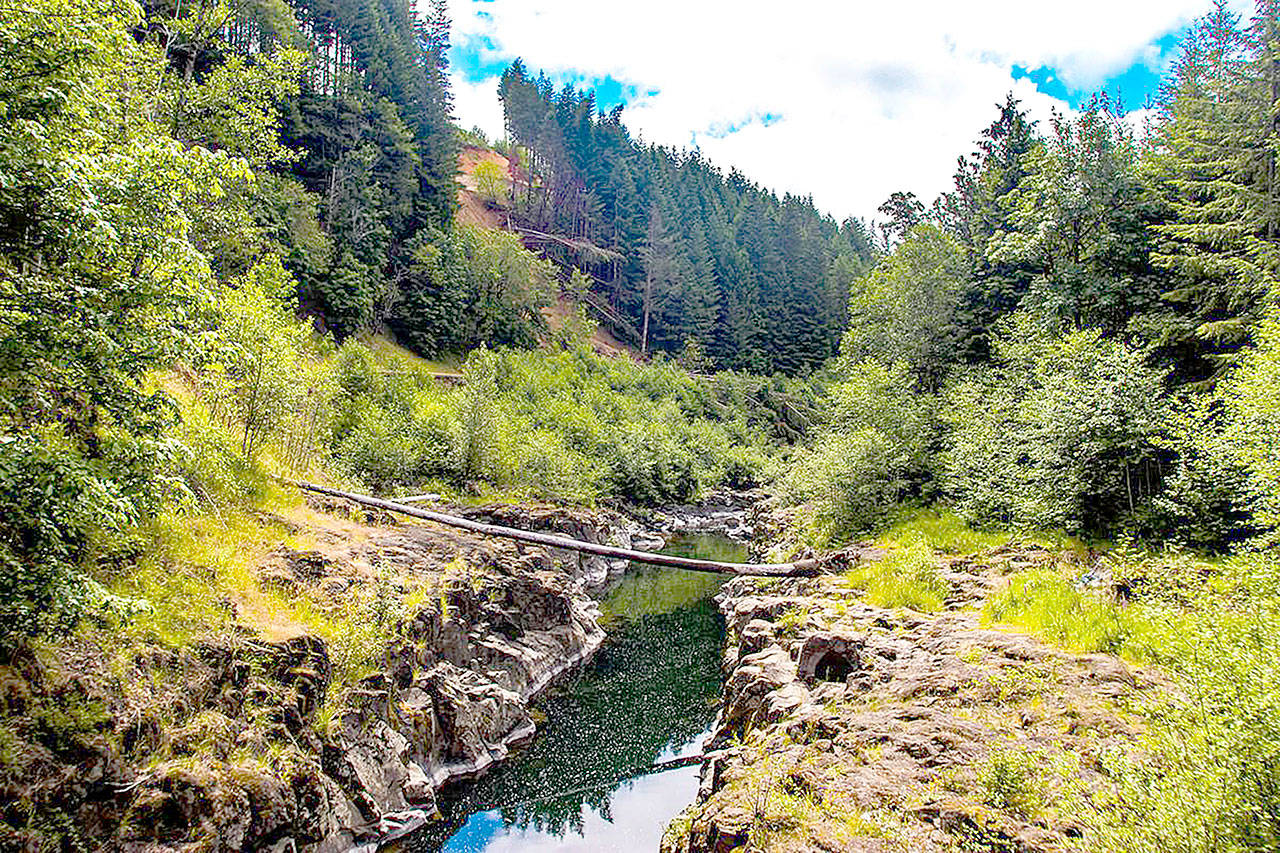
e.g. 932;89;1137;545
843;533;950;612
725;741;895;850
103;484;431;696
976;746;1045;817
774;606;808;636
878;507;1092;556
980;568;1181;662
365;333;463;375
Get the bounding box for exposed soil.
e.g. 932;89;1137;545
457;146;508;231
454;144;644;362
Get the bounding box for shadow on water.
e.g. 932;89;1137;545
408;533;744;853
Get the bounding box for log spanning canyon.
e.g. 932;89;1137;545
286;479;879;577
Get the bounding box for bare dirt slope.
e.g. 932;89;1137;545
454;145;644;361
457;145;508;230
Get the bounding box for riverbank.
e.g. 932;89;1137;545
661;541;1159;852
411;536;737;852
0;491;650;852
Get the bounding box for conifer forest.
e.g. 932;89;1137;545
6;0;1280;850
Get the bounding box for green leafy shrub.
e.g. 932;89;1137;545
977;747;1044;816
203;258;331;459
0;431;171;639
473;160;506;203
320;343;770;503
0;0;287;640
780;359;935;542
1089;596;1280;853
1148;394;1262;550
942;320;1170;535
1214;311;1280;540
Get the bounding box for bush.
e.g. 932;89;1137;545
942;320;1170;535
1216;311;1280;539
319;343;769;503
1148;395;1261;550
473;161;506;203
202;257;335;465
779;360;935;541
977;747;1044;816
1089;596;1280;853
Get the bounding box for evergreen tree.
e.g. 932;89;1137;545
495;63;872;372
997;100;1160;334
1146;0;1279;380
946;94;1040;360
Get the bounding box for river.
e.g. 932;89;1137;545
407;532;743;852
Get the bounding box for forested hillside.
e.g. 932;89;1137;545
756;5;1280;849
0;0;820;642
781;1;1280;550
492;63;877;374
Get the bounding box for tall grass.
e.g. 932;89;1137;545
843;534;949;612
979;552;1280;853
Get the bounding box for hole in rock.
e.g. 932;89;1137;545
813;651;854;683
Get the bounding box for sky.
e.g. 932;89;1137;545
445;0;1256;223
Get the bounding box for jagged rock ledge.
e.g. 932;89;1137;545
662;547;1159;853
0;497;643;853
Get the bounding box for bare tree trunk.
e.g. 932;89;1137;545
286;479;882;577
641;274;652;354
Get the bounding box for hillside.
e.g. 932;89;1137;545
454;143;645;360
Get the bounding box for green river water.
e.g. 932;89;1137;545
408;532;744;853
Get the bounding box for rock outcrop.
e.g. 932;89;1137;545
663;548;1158;853
0;497;627;853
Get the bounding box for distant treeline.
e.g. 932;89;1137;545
496;62;877;374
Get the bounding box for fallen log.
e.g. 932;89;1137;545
286;479;873;577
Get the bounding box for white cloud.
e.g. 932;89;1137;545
450;73;506;140
446;0;1229;220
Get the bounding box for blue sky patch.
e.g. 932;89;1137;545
450;35;644;113
1012;30;1183;111
450;33;510;83
701;112;784;139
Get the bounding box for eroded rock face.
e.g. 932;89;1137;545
664;550;1161;853
0;498;617;853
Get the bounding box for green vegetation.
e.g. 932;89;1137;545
755;8;1280;850
776;6;1280;552
877;508;1087;556
976;746;1045;817
496;63;876;373
12;0;1280;848
842;534;949;612
0;0;792;647
326;343;777;502
983;570;1152;658
975;551;1280;852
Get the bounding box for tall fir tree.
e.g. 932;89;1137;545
1146;0;1280;380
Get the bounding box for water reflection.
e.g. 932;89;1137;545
409;534;742;852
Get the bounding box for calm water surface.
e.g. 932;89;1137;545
408;533;744;853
